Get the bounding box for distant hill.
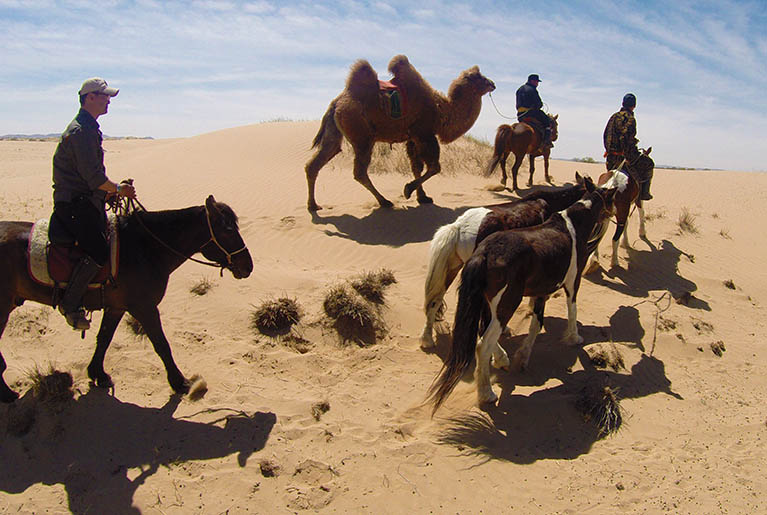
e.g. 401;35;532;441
0;134;153;141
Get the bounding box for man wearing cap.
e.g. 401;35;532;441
603;93;652;200
516;73;552;148
48;77;137;330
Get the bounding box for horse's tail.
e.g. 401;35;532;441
428;251;488;414
311;100;339;150
424;221;462;315
484;124;513;177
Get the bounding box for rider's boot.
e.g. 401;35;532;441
640;178;653;201
59;256;102;330
544;127;553;149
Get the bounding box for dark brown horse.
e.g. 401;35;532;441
428;183;616;412
421;172;592;348
587;147;654;272
0;196;253;403
485;113;559;190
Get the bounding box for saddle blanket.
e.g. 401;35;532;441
27;216;119;288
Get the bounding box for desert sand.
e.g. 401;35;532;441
1;121;766;513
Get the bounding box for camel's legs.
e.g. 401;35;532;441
403;135;440;201
305;131;342;211
406;141;432;204
352;141;393;208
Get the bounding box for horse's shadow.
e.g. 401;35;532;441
310;203;470;246
436;352;681;464
588;239;708;309
0;389;276;514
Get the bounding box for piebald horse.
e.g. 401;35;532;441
421;173;592;348
587;147;654;271
428;183;616;412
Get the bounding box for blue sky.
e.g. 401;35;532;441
1;0;765;171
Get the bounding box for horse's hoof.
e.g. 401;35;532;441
420;335;435;350
378;199;394;209
417;195;433;205
92;374;114;389
403;183;415;199
308;202;322;212
478;389;498;406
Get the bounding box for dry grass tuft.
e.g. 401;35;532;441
710;340;726;357
576;379;624;437
27;365;74;404
587;344;625;372
323;285;384;346
251;297;302;336
644;208;667;222
311;400;331;421
719;228;731;239
350;269;397;304
190;277;215;296
677;207;699;234
125;314;146;337
723;279;736;290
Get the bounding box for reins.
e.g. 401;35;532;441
111;194;246;275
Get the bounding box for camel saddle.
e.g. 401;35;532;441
27;217;119;288
378;80;407;119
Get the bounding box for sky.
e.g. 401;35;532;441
1;0;766;171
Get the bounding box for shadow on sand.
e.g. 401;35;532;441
0;389;276;514
587;239;710;310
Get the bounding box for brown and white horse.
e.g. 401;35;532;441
428;183;616;412
421;173;591;348
587;147;654;271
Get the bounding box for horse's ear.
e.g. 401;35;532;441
646;146;652;155
553;114;558;120
584;175;595;192
575;171;583;183
205;195;219;213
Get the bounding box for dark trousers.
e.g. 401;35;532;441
50;197;109;266
518;109;550;129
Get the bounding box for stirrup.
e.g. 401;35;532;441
63;308;91;330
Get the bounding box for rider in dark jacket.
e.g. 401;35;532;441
49;77;137;330
516;74;552;148
603;93;652;200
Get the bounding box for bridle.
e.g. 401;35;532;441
202;203;249;267
113;196;248;274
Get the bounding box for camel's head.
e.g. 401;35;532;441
461;66;496;96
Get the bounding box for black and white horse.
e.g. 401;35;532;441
428;183;616;412
421;173;592;348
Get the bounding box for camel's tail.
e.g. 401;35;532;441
484;124;513;177
428;252;487;414
311;100;339;150
424;221;462;315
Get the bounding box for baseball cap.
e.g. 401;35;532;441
79;77;119;97
528;74;541;82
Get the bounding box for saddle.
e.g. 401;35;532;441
520;116;547;150
27;217;119;288
378;80;407;119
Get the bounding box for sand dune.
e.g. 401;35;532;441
1;123;766;513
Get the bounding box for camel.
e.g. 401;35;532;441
305;55;496;211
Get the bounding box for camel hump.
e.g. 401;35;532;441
387;54;411;76
346;59;379;98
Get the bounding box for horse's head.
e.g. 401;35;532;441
201;195;253;279
583;178;617;219
548;113;559;142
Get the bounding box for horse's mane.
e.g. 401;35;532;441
521;182;584;204
122;202;239;230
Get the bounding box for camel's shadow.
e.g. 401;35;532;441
0;389;276;514
310;203;470;247
587;239;708;309
436;352;681;464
